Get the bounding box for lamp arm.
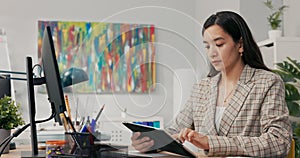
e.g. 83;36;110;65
0;75;45;85
0;70;26;75
0;69;27;81
0;75;27;81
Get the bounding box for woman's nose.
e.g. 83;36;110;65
208;48;218;58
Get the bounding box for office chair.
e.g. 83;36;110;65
286;139;295;158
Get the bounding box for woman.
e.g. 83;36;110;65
131;11;292;157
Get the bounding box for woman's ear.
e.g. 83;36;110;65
238;38;244;53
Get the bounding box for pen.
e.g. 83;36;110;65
78;117;85;130
90;119;96;133
95;104;105;122
81;116;90;133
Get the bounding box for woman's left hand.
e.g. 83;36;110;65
178;128;209;150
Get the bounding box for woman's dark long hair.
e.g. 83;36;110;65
202;11;270;77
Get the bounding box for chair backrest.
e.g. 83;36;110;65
286;139;295;158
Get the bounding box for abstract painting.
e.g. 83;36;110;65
38;21;156;93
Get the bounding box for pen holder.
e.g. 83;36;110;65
65;132;94;157
65;132;128;158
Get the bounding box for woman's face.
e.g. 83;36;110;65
203;25;243;72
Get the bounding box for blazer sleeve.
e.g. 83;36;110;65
206;74;292;157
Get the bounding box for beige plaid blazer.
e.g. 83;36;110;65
167;65;292;157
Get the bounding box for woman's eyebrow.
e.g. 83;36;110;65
203;37;225;44
213;37;225;42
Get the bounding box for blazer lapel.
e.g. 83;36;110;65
219;65;255;136
203;74;220;135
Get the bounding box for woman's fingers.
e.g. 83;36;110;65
131;132;141;141
180;130;209;150
134;139;154;152
132;135;150;146
179;128;191;143
131;132;154;152
187;130;196;141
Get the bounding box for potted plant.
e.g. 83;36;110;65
272;57;300;157
264;0;288;39
0;96;25;154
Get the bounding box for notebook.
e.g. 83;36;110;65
123;122;197;158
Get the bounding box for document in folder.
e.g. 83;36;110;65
123;122;196;158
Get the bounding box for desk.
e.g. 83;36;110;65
1;145;41;158
2;148;182;158
128;150;188;157
1;145;211;158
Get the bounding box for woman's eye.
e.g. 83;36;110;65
216;43;224;47
205;45;210;49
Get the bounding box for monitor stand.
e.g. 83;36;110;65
21;57;45;158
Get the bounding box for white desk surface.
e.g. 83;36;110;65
2;145;214;158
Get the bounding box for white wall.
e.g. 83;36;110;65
284;0;300;37
240;0;268;42
0;0;208;129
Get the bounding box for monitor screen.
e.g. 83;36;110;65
0;74;11;98
41;26;66;124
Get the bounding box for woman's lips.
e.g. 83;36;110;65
211;60;222;64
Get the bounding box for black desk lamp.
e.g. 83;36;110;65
0;59;88;157
61;67;88;87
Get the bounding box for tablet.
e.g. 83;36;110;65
123;122;197;158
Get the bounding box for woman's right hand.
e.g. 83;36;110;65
131;132;154;152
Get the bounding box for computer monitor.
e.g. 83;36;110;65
0;74;11;98
20;26;73;157
41;26;67;125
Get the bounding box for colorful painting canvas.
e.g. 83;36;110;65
38;21;156;93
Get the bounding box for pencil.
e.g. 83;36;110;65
65;95;72;121
59;113;69;131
